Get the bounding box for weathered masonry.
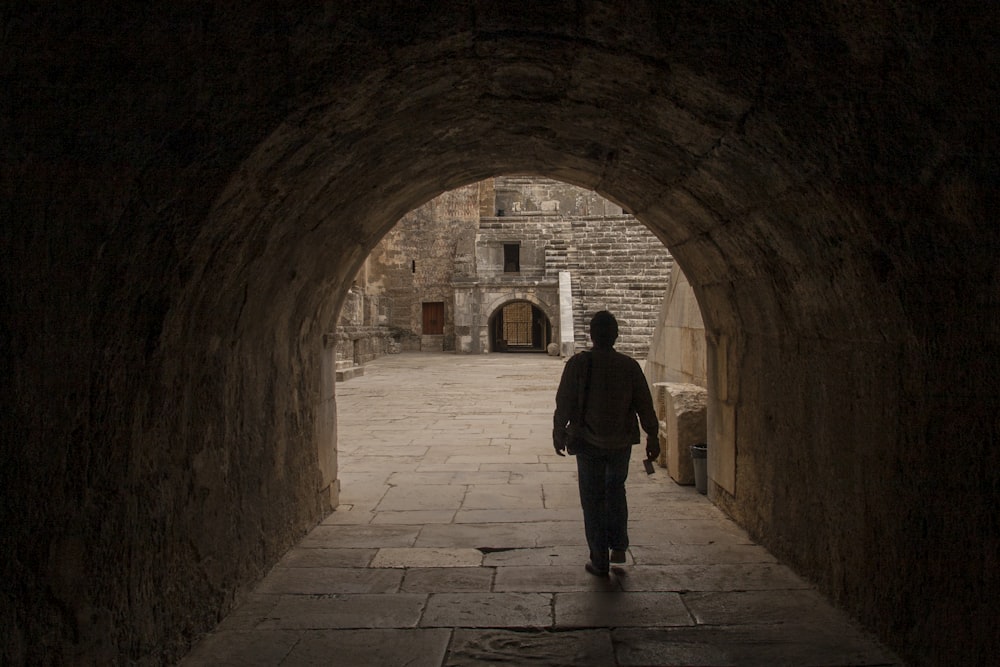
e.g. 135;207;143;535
2;3;998;665
337;177;672;362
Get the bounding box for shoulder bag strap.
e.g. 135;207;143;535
576;352;593;427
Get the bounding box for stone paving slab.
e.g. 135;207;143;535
277;547;377;568
400;567;496;593
420;592;552;628
629;518;755;546
480;462;551;472
618;563;812;592
281;629;451;667
415;521;580;548
257;594;427;630
629;500;739;520
377;484;468;511
454;508;580;523
298;524;420;548
181;629;300;666
630;543;778;566
555;591;694;628
446;628;616;666
212;594;282;632
417;462;482;472
612;625;900;666
337;481;389;506
509;471;577;484
254;567;402;595
541;483;582;509
462;485;544;510
480;545;593;567
388;470;511;485
446;454;541;465
371;510;457;525
320;508;377;524
494;565;622;593
338;471;391;486
337;461;421;473
682;589;856;626
371;547;483;568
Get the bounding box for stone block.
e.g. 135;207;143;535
335;365;365;382
657;383;707;486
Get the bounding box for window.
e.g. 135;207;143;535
422;302;444;335
503;243;520;272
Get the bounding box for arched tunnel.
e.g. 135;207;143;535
1;3;997;664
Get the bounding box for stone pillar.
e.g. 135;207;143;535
559;270;575;356
653;382;708;485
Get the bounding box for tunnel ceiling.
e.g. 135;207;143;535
147;1;993;353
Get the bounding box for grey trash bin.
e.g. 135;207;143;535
690;443;708;495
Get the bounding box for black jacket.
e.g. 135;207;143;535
554;347;658;448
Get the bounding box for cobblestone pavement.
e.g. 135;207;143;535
183;353;900;666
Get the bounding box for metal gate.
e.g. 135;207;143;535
501;302;533;346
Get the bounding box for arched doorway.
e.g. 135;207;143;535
489;300;551;352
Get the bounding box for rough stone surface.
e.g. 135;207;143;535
447;629;616;666
2;3;998;665
645;264;707;387
420;593;553;628
653;383;709;485
282;629;451;667
554;592;693;628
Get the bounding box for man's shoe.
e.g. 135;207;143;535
610;549;627;564
585;562;609;577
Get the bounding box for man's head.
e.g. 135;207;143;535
589;310;619;349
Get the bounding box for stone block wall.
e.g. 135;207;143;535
365;184;481;347
567;216;672;359
351;179;672;360
477;213;564;280
333;328;399;366
494;175;624;216
476;211;671;358
646;264;708;387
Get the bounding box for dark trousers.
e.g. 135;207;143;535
575;443;632;571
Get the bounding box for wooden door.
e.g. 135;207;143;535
422;302;444;335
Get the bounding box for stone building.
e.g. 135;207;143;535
336;177;672;364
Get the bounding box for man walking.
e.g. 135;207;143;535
553;311;660;576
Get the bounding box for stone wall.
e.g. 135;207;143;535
364;183;481;351
646;264;708;387
348;179;672;359
494;175;624;216
471;210;671;358
567;216;672;358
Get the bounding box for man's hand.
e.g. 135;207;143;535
645;436;661;461
553;428;567;456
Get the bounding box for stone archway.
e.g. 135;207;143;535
3;4;998;664
488;300;553;353
475;292;559;355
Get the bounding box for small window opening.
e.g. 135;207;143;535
503;243;520;273
411;260;416;273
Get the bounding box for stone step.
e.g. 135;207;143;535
335;365;365;382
